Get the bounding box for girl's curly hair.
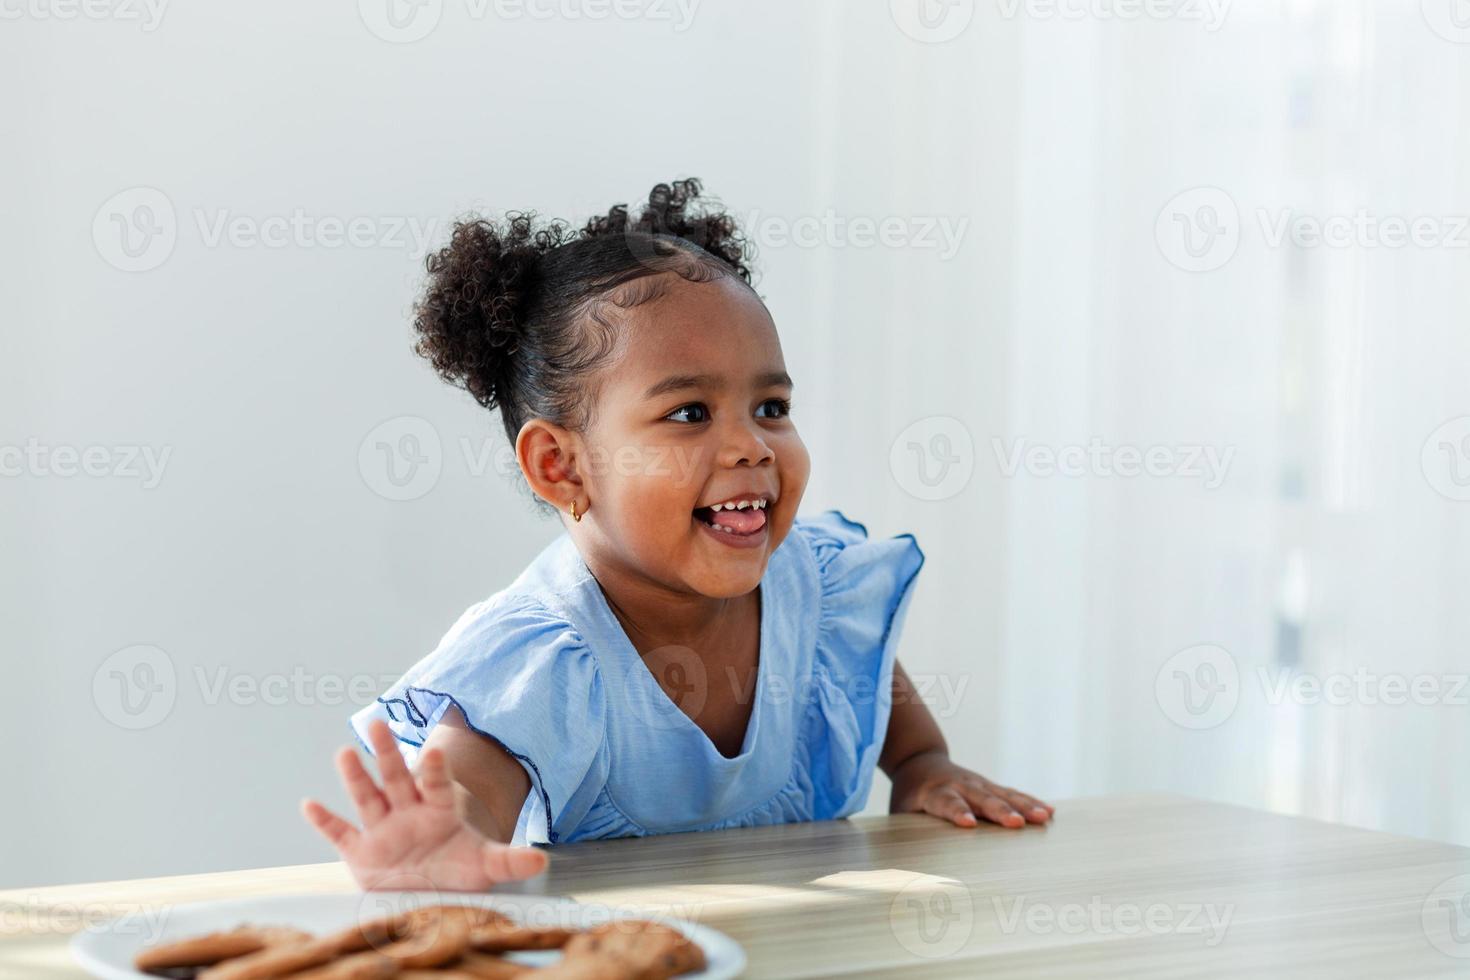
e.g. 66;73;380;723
412;178;755;452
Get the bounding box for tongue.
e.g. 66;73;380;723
707;507;766;534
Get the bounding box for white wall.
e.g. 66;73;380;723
5;0;1469;888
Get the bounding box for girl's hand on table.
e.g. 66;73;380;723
889;750;1054;829
300;719;548;891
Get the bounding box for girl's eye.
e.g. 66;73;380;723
756;398;791;419
665;403;709;424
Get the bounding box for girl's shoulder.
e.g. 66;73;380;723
781;509;925;665
787;509;926;593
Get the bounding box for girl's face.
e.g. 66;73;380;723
573;274;810;599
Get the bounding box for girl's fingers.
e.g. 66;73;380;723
481;842;549;883
416;747;455;808
301;798;359;850
367;719;421;808
996;786;1053;823
336;747;389;827
965;788;1025;828
925;789;979;828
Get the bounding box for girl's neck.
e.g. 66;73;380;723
581;550;754;656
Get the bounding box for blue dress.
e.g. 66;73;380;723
349;510;925;846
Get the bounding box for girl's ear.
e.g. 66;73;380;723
516;418;585;514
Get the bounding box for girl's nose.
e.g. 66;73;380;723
717;419;775;468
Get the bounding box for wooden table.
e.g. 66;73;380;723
6;795;1470;977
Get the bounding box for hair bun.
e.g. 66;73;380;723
412;179;752;443
413;212;569;410
583;178;752;283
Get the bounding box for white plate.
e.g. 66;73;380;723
71;890;744;979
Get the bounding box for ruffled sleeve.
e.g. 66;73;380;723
794;510;926;818
348;595;608;845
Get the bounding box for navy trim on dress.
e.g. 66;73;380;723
359;688;561;844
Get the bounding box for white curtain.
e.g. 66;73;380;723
797;0;1470;845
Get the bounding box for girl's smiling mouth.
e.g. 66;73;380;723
693;496;771;548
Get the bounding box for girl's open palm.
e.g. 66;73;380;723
301;719;547;891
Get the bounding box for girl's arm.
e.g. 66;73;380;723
877;660;950;774
423;706;533;842
880;660;1055;829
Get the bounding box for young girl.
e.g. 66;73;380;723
302;179;1054;890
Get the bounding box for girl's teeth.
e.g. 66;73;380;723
709;499;767;511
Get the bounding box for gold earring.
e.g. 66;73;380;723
570;500;582;523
